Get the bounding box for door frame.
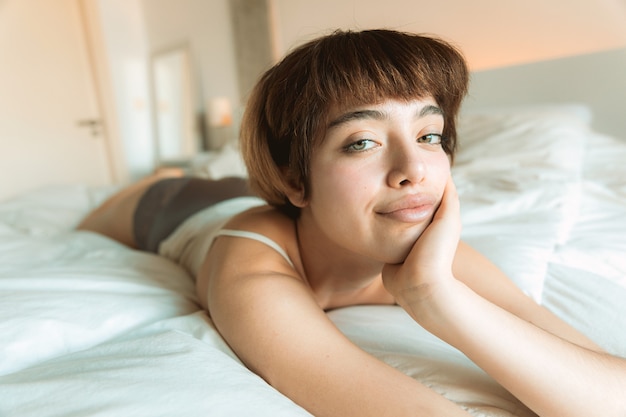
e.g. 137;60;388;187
77;0;129;184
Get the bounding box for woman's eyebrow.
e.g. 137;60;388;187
328;104;444;129
419;104;444;118
328;109;386;129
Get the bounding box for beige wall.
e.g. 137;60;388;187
270;0;626;70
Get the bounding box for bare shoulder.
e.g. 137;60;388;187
225;204;295;239
221;205;303;273
195;205;305;308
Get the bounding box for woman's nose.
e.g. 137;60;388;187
386;145;427;188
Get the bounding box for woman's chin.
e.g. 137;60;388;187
380;244;413;265
380;232;423;264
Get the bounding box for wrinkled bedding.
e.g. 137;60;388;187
1;105;625;416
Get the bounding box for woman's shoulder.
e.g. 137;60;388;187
197;204;304;309
224;204;296;241
210;204;302;273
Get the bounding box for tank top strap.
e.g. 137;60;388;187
215;229;295;268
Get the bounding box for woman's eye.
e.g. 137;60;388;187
344;139;377;152
417;133;443;145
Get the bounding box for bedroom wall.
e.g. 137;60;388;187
270;0;626;71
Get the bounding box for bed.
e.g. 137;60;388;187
1;101;625;416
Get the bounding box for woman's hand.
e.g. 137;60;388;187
382;176;462;315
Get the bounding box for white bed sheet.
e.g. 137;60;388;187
1;105;625;416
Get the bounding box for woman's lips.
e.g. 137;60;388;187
376;195;437;223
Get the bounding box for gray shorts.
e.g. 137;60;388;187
133;177;253;252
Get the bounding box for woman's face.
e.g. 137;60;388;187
296;98;451;264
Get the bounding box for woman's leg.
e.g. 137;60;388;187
77;169;184;248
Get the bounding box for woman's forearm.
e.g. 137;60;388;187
405;280;626;417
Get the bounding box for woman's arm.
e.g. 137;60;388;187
204;231;472;417
421;278;626;417
452;241;602;352
383;177;626;417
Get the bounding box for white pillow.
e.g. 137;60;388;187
453;104;591;301
191;142;248;179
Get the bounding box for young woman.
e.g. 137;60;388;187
79;29;626;417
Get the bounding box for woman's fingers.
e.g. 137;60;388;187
382;175;461;303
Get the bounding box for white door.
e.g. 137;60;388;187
0;0;112;201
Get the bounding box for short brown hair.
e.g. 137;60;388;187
240;29;469;217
